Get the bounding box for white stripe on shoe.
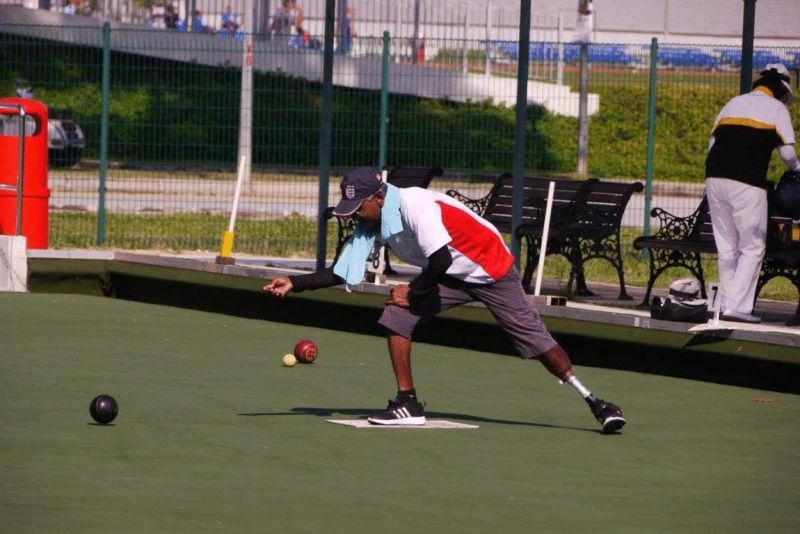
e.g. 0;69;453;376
367;415;427;426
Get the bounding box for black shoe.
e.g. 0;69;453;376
367;396;426;426
588;396;626;434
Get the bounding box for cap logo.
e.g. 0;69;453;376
345;184;356;199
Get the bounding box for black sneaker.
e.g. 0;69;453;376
588;396;626;434
367;397;426;426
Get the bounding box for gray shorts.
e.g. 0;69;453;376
378;266;557;358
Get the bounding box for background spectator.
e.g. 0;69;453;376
270;0;296;46
221;5;240;36
339;5;356;54
164;4;178;30
192;10;204;33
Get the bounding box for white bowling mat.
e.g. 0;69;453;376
327;419;479;429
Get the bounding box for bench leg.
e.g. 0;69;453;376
585;236;632;300
773;280;800;326
609;238;632;300
615;265;632;301
758;266;800;326
641;278;656;308
790;276;800;326
520;235;538;294
565;235;634;300
640;248;669;307
570;263;594;297
790;304;800;327
640;249;707;307
383;248;398;275
563;240;593;297
332;217;355;264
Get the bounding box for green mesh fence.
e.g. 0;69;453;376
1;24;798;255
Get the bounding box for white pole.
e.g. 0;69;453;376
228;155;247;233
533;181;556;297
216;155;248;263
237;0;254;186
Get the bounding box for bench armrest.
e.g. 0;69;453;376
445;189;490;216
645;205;701;241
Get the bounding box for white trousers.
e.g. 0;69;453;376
706;178;767;315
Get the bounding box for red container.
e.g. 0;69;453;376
0;97;50;249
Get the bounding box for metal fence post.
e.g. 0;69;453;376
511;0;532;265
740;0;757;94
315;0;336;271
577;42;589;176
97;21;111;245
643;37;658;251
379;31;390;170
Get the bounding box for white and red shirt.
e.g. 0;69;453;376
380;187;514;284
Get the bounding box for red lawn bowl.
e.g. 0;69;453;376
293;339;318;363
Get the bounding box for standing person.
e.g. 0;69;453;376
221;5;239;36
270;0;295;46
339;5;356;54
164;4;178;30
263;167;626;433
291;0;304;35
705;64;800;323
192;10;204;33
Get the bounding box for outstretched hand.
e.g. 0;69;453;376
263;277;294;298
386;284;411;308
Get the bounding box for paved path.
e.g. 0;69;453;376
48;171;705;226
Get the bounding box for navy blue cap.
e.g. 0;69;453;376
332;166;383;217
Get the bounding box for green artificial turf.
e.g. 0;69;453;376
1;293;799;533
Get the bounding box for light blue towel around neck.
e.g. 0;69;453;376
333;184;403;291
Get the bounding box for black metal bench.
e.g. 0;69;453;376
326;165;443;263
517;178;644;300
446;174;643;299
633;196;800;323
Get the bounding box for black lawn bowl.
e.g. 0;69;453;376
89;394;118;425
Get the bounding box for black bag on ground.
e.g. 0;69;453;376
650;295;709;323
774;170;800;219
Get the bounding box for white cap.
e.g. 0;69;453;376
762;63;794;103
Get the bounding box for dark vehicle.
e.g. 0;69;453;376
47;108;85;167
14;82;85;167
